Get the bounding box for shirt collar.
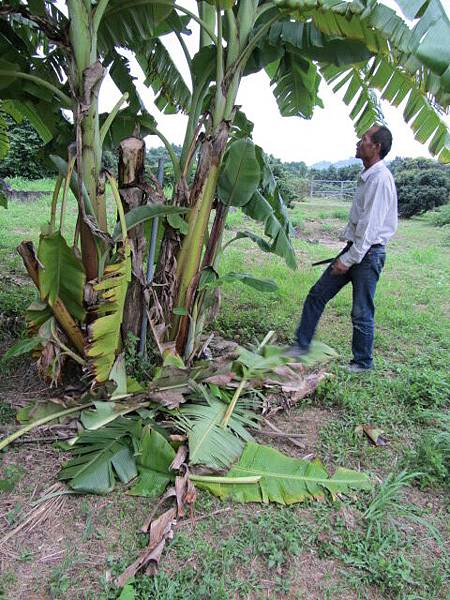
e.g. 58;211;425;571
360;160;385;182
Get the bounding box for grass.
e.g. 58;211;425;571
0;188;449;599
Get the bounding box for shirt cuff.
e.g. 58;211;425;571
339;251;356;268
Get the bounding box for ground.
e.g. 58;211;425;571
0;182;449;599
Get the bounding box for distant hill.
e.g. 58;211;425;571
310;158;361;169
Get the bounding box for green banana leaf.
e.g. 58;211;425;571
207;271;278;293
80;401;148;431
269;51;323;119
1;335;44;362
127;427;176;498
112;205;191;242
87;244;131;382
137;38;191;114
59;417;141;494
38;231;86;322
98;0;174;52
175;386;258;470
196;442;371;505
218;138;261;207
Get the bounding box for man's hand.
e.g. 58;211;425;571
331;258;349;275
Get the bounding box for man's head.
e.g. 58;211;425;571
356;125;393;165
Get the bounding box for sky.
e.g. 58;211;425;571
98;0;450;165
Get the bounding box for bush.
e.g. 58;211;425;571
430;203;450;227
395;168;449;218
389;158;450;218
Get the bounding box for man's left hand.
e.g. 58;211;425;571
331;258;349;275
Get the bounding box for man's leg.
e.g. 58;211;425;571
350;248;386;369
296;264;351;349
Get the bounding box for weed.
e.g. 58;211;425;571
331;208;348;220
402;427;449;490
124;332;158;383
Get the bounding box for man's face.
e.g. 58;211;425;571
356;126;381;161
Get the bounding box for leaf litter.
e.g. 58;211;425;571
0;332;374;589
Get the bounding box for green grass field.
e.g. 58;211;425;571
0;180;449;599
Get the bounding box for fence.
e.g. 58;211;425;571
309;179;356;200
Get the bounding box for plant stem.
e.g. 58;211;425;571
189;474;261;484
49;176;63;234
0;404;94;452
99;92;129;144
105;172;128;243
59;155;76;235
221;330;275;429
220;377;247;430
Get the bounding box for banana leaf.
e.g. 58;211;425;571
58;417;141;494
127;427;176;498
175;386;258;470
38;231;86;322
87;244;131;382
196;442;371;505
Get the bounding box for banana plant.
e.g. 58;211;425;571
121;0;450;362
2;0;450;383
0;1;193;383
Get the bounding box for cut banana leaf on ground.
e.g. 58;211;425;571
58;418;141;494
286;340;339;366
194;442;371;505
127;427;176;498
175;386;259;470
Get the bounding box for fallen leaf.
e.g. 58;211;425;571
203;372;235;386
355;424;387;446
149;390;186;409
170;445;188;471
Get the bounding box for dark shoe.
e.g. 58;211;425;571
346;362;372;373
283;344;310;359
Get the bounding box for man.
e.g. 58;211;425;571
290;125;398;372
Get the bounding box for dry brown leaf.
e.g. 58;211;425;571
170;445;188;471
117;507;177;588
149;390;186;409
203;372;235;386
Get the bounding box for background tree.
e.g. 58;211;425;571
389;158;450;217
0;115;55;180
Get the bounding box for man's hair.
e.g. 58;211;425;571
371;125;392;159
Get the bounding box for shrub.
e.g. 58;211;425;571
390;158;450;218
430;203;450;227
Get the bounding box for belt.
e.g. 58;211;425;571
312;242;384;266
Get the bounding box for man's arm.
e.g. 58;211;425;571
338;176;391;268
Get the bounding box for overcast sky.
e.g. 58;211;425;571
98;0;450;165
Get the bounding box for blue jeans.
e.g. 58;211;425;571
296;246;386;369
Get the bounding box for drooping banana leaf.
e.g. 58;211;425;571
58;417;141;494
97;0;174;52
86;244;131;382
38;231;86;322
137;38;191;114
322;58;450;162
195;442;371;505
269;51;324;119
127;426;176;498
175;386;258;470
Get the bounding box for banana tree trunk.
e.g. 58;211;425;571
118;137;147;344
172;121;230;354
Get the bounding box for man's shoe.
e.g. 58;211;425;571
346;362;372;373
283;344;310;360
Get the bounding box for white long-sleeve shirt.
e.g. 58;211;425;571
339;160;398;267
